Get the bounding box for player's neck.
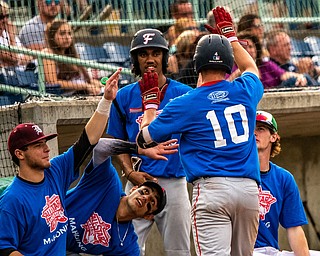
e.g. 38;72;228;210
18;166;45;183
116;197;135;222
158;75;167;88
201;72;225;85
258;152;271;173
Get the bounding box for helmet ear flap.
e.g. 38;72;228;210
130;53;141;76
162;51;169;74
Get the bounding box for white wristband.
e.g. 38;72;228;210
96;97;112;116
227;36;238;43
145;104;158;110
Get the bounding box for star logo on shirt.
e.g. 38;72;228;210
81;212;111;247
41;194;68;232
258;186;277;220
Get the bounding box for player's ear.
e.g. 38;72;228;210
270;133;279;143
15;149;25;160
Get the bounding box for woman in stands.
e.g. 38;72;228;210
43;19;102;95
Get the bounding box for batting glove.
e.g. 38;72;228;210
212;6;238;43
139;71;160;111
203;24;219;34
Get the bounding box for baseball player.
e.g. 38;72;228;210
254;111;320;256
0;68;121;256
66;137;178;255
107;28;192;256
136;6;264;256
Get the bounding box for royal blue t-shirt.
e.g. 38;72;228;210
107;79;192;178
255;162;308;249
148;72;264;183
66;158;139;256
0;147;76;255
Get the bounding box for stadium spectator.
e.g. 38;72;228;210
171;31;207;88
66;137;177;255
266;30;318;85
167;29;200;76
61;0;90;20
19;0;62;51
237;13;269;58
165;0;197;47
0;1;33;67
227;33;308;88
253;110;320;256
0;68;121;255
42;19;102;95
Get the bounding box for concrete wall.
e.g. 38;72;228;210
1;90;320;253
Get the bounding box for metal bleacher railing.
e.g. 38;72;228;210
10;0;320;29
1;0;319;99
0;43;132;98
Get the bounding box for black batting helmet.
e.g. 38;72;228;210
193;34;234;74
130;28;169;76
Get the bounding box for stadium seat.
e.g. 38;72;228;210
304;36;320;67
304;36;320;56
102;42;130;67
16;70;38;88
290;38;314;58
75;43;110;63
3;68;38;89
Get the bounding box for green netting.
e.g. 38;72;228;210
0;176;14;195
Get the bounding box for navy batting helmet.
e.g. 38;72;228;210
130;28;169;76
193;34;234;74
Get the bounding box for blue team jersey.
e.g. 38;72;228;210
107;79;192;178
255;162;308;249
0;147;76;255
66;158;139;256
148;72;264;183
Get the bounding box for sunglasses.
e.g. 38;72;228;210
252;24;264;28
45;0;60;5
0;14;9;20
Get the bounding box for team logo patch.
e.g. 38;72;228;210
41;194;68;232
209;52;223;63
81;212;111;247
143;33;156;45
32;125;43;135
258;186;277;221
213;52;220;61
207;91;229;103
130;107;142;113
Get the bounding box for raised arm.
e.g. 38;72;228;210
205;6;259;77
85;68;121;144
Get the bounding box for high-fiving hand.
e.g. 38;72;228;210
139;70;161;111
204;6;238;43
